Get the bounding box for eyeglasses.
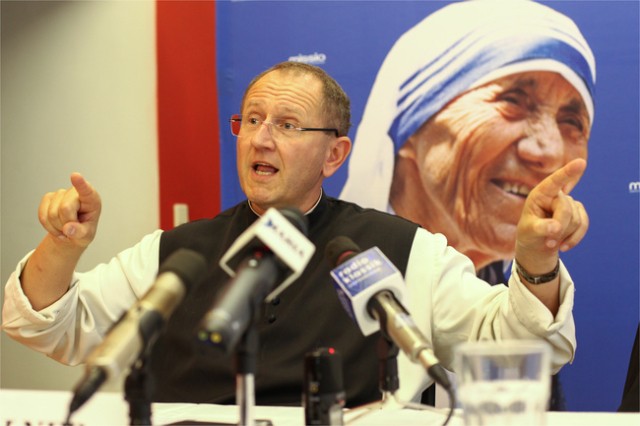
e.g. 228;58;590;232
229;114;339;138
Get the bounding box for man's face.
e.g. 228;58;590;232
236;70;336;215
408;71;590;261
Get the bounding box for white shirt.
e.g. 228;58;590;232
1;227;576;401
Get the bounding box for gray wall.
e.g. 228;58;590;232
1;0;158;392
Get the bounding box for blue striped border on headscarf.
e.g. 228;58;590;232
389;37;595;153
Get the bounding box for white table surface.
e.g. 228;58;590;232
1;388;638;426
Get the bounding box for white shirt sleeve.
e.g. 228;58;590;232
396;228;576;400
1;230;163;365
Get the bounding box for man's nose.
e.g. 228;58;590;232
251;120;276;148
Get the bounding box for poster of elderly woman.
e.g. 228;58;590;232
212;0;637;412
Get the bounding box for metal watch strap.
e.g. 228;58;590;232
515;259;560;285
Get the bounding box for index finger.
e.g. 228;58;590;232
537;158;586;198
70;172;95;199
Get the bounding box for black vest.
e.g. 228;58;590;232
150;194;419;407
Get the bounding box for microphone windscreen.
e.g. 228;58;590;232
325;236;361;267
158;248;208;293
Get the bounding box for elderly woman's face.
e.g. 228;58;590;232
410;71;590;259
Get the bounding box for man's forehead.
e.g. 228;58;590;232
244;98;304;115
253;69;319;90
244;71;322;113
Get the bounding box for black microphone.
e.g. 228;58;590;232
198;207;315;354
67;248;207;416
303;347;345;425
326;236;452;392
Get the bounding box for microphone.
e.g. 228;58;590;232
325;236;451;391
303;347;345;425
67;248;208;415
199;207;315;353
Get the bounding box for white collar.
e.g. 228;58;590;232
247;188;323;216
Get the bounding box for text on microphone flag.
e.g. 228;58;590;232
330;247;399;294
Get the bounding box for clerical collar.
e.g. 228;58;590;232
247;188;323;217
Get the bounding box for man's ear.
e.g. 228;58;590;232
323;136;352;178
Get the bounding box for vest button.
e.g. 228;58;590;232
268;314;277;323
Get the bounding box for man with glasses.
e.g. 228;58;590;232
3;61;586;407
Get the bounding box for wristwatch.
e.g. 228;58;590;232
515;259;560;285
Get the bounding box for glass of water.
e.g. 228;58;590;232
454;340;551;426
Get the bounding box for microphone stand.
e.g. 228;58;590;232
124;354;154;425
342;335;402;425
377;335;400;400
233;297;272;426
235;323;259;426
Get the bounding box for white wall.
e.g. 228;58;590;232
1;0;158;392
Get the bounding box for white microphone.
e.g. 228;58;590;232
325;236;451;391
68;248;208;415
199;207;315;353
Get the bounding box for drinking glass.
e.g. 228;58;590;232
454;340;551;426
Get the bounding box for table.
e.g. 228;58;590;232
1;388;638;425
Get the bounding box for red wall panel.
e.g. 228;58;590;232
156;0;220;230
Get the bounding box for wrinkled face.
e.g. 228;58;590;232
410;71;590;259
236;70;337;215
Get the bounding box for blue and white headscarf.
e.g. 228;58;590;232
340;0;596;211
